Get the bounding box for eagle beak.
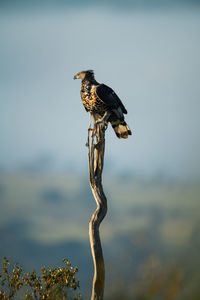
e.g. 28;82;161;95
73;73;79;80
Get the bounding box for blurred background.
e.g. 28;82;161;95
0;0;200;299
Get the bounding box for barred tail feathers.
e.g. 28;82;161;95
111;120;132;139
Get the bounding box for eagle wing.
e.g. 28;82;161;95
96;84;127;114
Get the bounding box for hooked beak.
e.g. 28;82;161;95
73;73;79;80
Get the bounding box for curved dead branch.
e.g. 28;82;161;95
86;115;108;300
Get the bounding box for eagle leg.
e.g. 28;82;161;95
95;111;111;126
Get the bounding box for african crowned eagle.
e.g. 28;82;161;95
74;70;132;139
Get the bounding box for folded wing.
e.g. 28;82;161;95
96;84;127;114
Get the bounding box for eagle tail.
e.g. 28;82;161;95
111;120;132;139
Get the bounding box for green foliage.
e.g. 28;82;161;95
0;257;80;300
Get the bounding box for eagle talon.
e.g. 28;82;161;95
95;119;101;125
95;120;108;130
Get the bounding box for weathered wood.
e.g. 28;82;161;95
87;116;108;300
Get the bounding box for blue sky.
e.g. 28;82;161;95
0;4;200;178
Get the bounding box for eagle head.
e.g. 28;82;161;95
73;70;94;81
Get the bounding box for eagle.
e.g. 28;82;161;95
74;70;132;139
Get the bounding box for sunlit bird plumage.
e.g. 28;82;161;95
74;70;132;139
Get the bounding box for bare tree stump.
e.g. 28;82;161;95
86;116;108;300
